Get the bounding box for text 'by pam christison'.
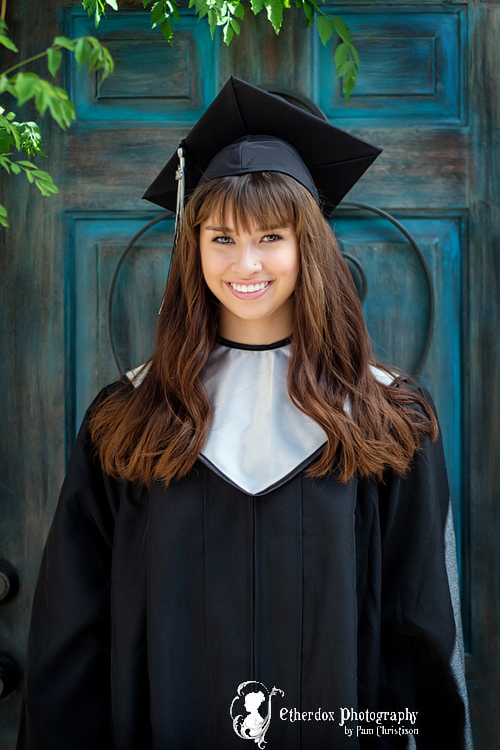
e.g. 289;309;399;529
278;706;419;737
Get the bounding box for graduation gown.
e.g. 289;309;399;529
17;339;473;750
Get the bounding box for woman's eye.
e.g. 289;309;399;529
213;235;233;244
262;234;282;243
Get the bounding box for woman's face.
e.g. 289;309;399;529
199;211;299;344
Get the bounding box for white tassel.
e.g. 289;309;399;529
173;145;185;249
159;145;185;315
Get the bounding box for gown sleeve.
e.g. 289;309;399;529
377;390;473;749
17;391;120;750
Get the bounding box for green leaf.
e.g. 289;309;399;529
160;19;174;42
223;22;234;44
208;9;217;38
75;38;91;68
336;60;352;78
166;0;181;22
46;94;75;129
10;162;21;174
99;47;115;80
82;0;102;26
343;69;357;103
16;121;45;157
233;2;244;19
230;17;241;33
0;204;8;227
0;132;15;153
302;1;313;25
0;153;12;171
251;0;265;12
265;0;283;33
53;36;76;50
317;15;334;45
13;73;39;106
151;1;167;27
334;41;349;69
87;47;101;72
54;85;71;101
0;34;18;52
81;0;117;26
47;47;63;77
331;15;353;45
0;75;8;94
349;43;360;67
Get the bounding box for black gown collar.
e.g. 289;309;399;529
216;336;292;351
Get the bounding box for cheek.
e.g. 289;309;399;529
276;244;300;285
200;246;217;281
200;250;227;296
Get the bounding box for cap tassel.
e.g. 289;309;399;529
173;145;185;249
159;145;185;315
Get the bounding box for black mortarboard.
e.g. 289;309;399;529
143;76;381;216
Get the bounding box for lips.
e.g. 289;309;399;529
225;280;273;300
228;281;270;293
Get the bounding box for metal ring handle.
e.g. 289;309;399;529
340;252;368;304
107;211;172;375
338;202;435;377
259;85;329;120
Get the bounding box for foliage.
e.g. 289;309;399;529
82;0;362;101
0;0;365;228
0;20;113;227
82;0;118;27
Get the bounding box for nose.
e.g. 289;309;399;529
232;240;262;275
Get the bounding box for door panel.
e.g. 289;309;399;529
67;8;219;123
316;5;466;125
67;211;174;424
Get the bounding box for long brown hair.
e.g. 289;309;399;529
90;172;437;485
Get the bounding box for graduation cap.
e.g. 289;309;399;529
143;76;381;218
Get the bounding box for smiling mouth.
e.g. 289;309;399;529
227;281;271;293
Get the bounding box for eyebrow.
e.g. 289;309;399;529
203;225;288;232
204;225;234;232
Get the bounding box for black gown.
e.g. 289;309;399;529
17;341;472;750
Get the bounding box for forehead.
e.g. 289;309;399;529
199;202;291;233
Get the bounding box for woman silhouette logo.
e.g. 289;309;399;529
230;681;284;748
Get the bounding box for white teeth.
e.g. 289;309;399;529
230;281;269;293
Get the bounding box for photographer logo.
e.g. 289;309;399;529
230;681;284;748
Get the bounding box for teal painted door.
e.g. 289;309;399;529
1;1;498;747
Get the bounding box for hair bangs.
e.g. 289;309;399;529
191;173;311;234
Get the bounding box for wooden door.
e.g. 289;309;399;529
1;1;498;747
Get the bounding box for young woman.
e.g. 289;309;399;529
17;78;472;749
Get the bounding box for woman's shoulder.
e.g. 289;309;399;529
124;362;151;388
85;361;151;416
370;364;436;404
369;364;398;387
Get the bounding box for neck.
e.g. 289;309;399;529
218;303;294;345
